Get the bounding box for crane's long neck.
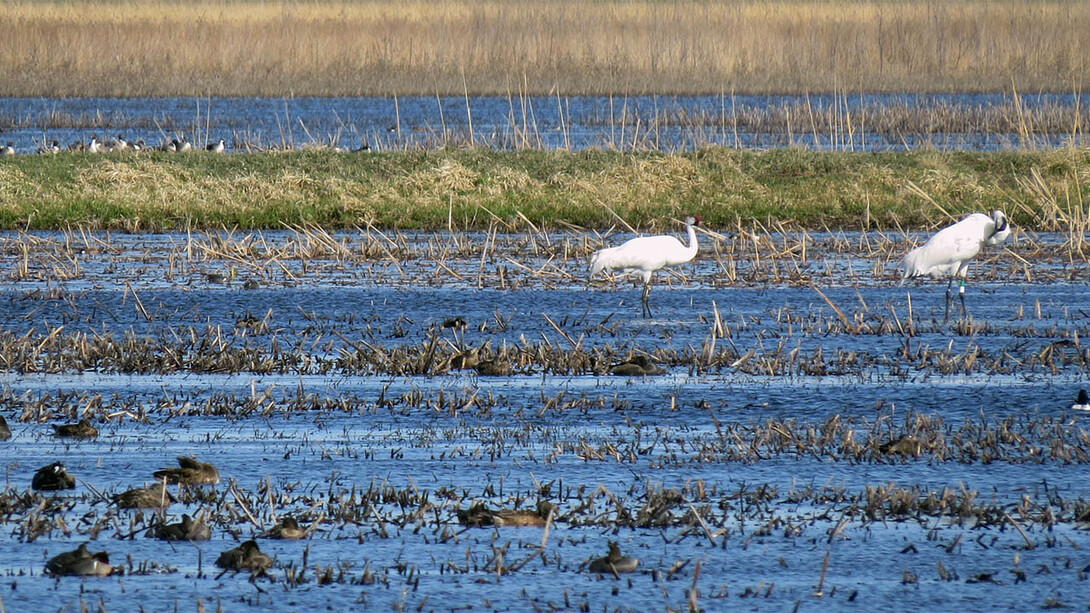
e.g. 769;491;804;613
683;221;699;258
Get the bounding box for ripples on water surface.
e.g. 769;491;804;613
0;228;1088;611
0;93;1087;153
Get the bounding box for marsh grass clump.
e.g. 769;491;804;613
3;149;1090;231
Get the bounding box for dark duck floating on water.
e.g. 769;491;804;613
457;501;555;527
153;514;211;541
32;462;76;491
1072;389;1089;411
588;541;639;575
877;434;925;457
115;483;176;509
44;543;113;577
609;355;665;376
216;540;273;575
153;456;220;485
52;418;98;438
259;516;309;540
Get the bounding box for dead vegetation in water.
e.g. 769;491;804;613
2;431;1087;551
4;385;1089;469
1;207;1085;293
0;316;1084;380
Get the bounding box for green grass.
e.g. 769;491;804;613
1;148;1087;231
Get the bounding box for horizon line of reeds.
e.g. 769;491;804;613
1;0;1088;97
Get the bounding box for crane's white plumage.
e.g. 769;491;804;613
901;210;1010;322
590;216;700;317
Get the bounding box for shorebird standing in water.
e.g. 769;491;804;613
901;210;1011;322
590;216;701;318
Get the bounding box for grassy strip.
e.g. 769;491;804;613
0;0;1088;96
1;148;1087;231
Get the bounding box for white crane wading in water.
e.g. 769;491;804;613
901;210;1010;322
590;216;701;318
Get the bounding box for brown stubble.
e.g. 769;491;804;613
0;1;1087;97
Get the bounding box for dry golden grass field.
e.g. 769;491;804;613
1;0;1088;97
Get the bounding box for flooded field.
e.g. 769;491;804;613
0;225;1088;611
1;92;1087;154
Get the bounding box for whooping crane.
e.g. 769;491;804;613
590;216;701;318
901;210;1010;322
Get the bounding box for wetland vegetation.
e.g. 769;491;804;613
1;1;1089;610
0;222;1087;610
2;147;1090;231
1;0;1088;97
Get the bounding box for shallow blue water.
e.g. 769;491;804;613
0;229;1087;611
0;93;1086;154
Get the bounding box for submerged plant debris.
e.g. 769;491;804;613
0;225;1087;611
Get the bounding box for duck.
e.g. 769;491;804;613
44;543;112;577
242;279;260;290
87;135;103;153
215;540;273;574
177;135;192;152
877;434;925;457
2;141;15;155
32;462;76;491
160;139;177;153
111;134;129;151
448;346;481;370
206;138;226;153
38;140;61;154
153;456;220;485
608;355;664;376
114;483;175;509
52;418;98;438
153;514;211;541
0;413;10;440
588;541;639;574
441;316;467;331
1072;390;1090;411
206;268;235;284
259;516;308;540
475;357;513;376
456;500;555;527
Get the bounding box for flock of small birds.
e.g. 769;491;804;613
0;135;375;155
0;134;226;155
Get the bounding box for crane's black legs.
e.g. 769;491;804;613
943;279;970;324
943;279;954;323
641;284;652;318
